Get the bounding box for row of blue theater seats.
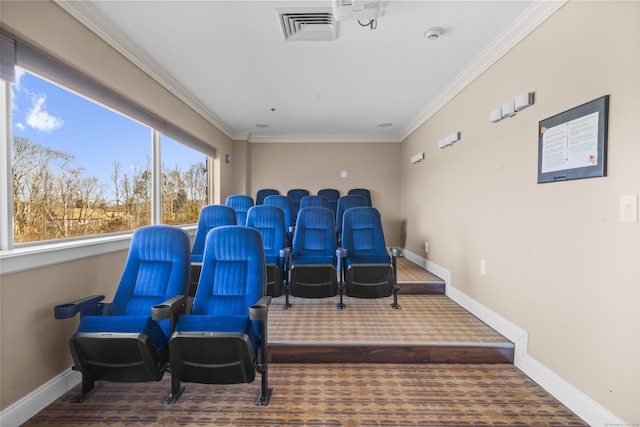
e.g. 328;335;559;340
256;188;372;208
54;224;273;406
200;199;401;310
226;192;371;243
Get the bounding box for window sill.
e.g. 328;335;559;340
0;225;196;276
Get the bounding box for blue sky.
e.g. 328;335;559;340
11;68;206;196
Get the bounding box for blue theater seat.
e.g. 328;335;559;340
286;189;310;221
54;225;191;402
246;205;289;297
163;226;272;405
288;207;338;302
190;205;237;296
256;188;280;205
300;194;330;210
318;188;340;217
264;195;294;246
348;188;372;207
341;207;400;309
335;194;368;244
225;194;254;226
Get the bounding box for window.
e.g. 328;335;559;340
161;135;208;226
11;68;154;243
1;31;214;249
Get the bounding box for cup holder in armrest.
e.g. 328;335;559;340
249;304;268;321
151;304;172;321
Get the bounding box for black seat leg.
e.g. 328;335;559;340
163;371;185;404
280;248;292;310
71;372;101;403
336;248;346;310
253;302;272;405
391;248;401;310
390;248;401;310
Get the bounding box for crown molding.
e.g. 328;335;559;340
399;0;567;141
55;0;565;144
53;0;235;139
247;133;402;144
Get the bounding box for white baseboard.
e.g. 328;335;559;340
402;249;624;427
1;252;626;426
517;353;623;427
0;369;80;427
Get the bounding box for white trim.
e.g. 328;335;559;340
402;249;625;427
398;0;567;141
0;233;133;275
0;225;196;275
54;1;566;145
0;80;13;250
518;354;624;427
248;134;402;144
151;129;162;225
53;0;235;140
0;369;80;427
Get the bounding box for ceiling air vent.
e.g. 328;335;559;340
277;8;336;42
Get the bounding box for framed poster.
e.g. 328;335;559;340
537;95;609;183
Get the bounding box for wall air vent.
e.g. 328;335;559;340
277;8;336;42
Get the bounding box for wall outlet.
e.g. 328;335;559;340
424;242;429;253
480;259;487;276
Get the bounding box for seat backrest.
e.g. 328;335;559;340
246;205;287;263
292;207;336;265
317;189;340;216
348;188;372;207
341;207;390;265
111;225;191;317
286;189;310;219
225;194;254;226
263;195;294;231
336;195;368;236
191;205;237;263
300;195;330;210
256;188;280;205
192;226;266;322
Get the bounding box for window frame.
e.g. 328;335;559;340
0;31;212;274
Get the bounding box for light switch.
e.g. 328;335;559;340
620;195;638;223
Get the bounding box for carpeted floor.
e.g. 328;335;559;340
21;260;588;426
23;364;587;426
269;294;510;345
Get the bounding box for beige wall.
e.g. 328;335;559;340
249;142;402;246
2;0;638;423
0;252;127;409
231;139;251;197
0;0;233;410
401;1;640;422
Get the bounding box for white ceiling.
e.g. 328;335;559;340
57;1;562;143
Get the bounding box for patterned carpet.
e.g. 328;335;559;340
24;364;587;426
395;257;443;283
22;260;587;426
269;294;510;345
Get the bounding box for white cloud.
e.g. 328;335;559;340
14;68;25;90
25;95;64;132
15;123;25;131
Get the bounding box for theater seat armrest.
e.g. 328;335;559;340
250;296;272;321
151;295;188;321
54;295;106;319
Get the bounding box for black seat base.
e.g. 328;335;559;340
345;264;394;299
69;332;168;402
290;265;338;298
